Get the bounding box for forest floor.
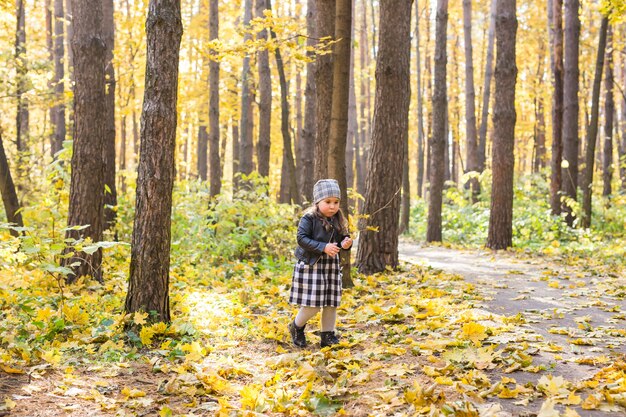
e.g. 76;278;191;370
1;242;625;416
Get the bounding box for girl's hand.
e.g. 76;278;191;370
324;243;341;257
341;237;353;249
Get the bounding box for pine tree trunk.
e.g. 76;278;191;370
50;0;66;157
580;17;608;228
486;0;517;250
356;0;412;275
356;0;369;200
478;0;496;172
125;0;182;323
463;0;479;197
103;0;117;231
15;0;29;158
549;0;564;214
619;40;626;192
63;0;107;283
300;0;316;202
415;0;425;198
197;125;208;180
208;0;221;197
602;26;614;198
0;132;24;236
426;0;448;243
256;0;271;178
239;0;254;178
314;0;335;180
562;0;580;225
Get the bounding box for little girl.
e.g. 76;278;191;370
288;179;353;348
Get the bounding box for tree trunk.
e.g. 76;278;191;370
602;26;614;198
356;0;412;275
197;125;208;180
463;0;479;197
46;0;54;156
549;0;564;215
561;0;580;225
399;149;409;234
314;0;335;180
327;0;353;287
619;40;626;192
208;0;221;197
256;0;271;178
426;0;448;243
478;0;496;172
50;0;66;158
580;17;608;228
268;1;298;205
356;0;369;200
63;0;107;283
415;0;425;198
15;0;29;162
125;0;182;323
486;0;517;250
533;42;546;173
300;0;316;202
239;0;254;178
102;0;117;231
0;132;24;236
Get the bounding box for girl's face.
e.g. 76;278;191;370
318;197;340;218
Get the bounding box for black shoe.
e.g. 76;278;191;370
289;321;307;347
320;331;340;348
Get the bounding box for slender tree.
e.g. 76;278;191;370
15;0;29;162
300;0;316;201
602;26;614;198
463;0;479;197
478;0;496;172
52;0;68;157
486;0;517;250
356;0;412;274
239;0;254;177
426;0;448;243
0;131;24;236
125;0;182;322
208;0;221;197
619;39;626;192
415;0;425;198
581;16;608;228
256;0;271;178
328;0;353;285
562;0;581;225
313;0;335;180
62;0;107;283
103;0;117;230
549;0;564;214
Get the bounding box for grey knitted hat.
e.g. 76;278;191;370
313;179;341;204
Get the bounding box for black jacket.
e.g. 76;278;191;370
294;212;350;265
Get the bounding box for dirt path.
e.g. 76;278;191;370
398;243;626;416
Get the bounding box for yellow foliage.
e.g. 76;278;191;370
461;322;488;346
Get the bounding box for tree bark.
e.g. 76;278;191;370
463;0;479;197
562;0;580;225
63;0;107;283
208;0;221;197
102;0;117;231
602;26;614;198
197;125;208;180
239;0;254;178
0;132;24;236
478;0;496;172
619;40;626;192
125;0;182;322
256;0;271;178
549;0;564;215
426;0;448;243
15;0;29;162
313;0;335;180
580;17;608;228
51;0;67;158
486;0;517;250
415;0;425;198
356;0;412;275
300;0;316;202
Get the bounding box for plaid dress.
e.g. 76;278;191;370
289;254;342;307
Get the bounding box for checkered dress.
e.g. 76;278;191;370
289;254;342;307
